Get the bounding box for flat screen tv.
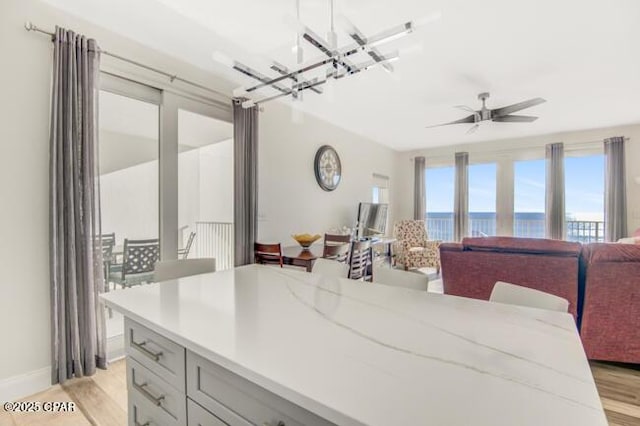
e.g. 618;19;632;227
356;202;389;238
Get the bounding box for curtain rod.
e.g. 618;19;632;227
412;136;631;161
24;21;231;101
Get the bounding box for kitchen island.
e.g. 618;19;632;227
101;264;606;426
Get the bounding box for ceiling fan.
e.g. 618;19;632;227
426;92;546;133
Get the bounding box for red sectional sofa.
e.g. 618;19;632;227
440;237;640;364
440;237;583;319
580;243;640;363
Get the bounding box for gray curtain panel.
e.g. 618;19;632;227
50;27;106;384
604;136;627;242
454;152;469;241
414;156;426;220
545;142;565;240
233;101;259;266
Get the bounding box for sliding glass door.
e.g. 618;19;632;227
99;79;161;292
99;76;162;357
178;108;234;269
98;75;233;358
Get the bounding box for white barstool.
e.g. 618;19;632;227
489;281;569;312
154;258;216;282
372;266;428;291
311;258;349;278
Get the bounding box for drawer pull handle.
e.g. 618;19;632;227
132;340;163;361
134;421;150;426
263;422;285;426
134;382;165;406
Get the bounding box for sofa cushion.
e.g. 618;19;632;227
583;242;640;263
461;236;581;256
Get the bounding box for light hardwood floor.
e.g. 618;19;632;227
1;359;639;425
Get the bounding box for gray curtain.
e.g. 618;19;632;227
454;152;469;241
50;27;106;384
233;101;259;266
604;136;627;242
545;142;565;240
414;156;426;220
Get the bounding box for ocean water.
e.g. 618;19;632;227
426;212;603;243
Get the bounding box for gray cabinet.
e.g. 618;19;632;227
125;318;334;426
187;399;228;426
186;351;335;426
125;318;186;392
128;357;186;425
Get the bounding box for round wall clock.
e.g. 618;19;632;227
314;145;342;191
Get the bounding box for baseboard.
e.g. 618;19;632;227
0;366;51;402
0;334;125;402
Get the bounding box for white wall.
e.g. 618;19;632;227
0;0;232;396
397;123;640;233
258;101;400;244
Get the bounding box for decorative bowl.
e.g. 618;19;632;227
292;233;321;249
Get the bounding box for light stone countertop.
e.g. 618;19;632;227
101;264;607;426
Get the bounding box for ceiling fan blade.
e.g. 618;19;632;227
466;123;480;134
492;115;539;123
454;105;476;113
425;114;476;128
492;97;546;117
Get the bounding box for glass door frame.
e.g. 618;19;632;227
160;92;232;260
100;73;233;262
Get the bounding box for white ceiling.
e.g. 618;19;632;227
44;0;640;151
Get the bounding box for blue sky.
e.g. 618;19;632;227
425;155;605;220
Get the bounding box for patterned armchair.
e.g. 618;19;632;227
393;220;441;273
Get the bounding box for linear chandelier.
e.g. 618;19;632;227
219;2;431;108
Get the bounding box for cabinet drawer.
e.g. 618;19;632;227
125;318;186;392
186;351;335;426
129;381;185;426
187;399;229;426
127;357;186;425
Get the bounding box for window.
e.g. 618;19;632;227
424;146;604;242
372;174;390;204
514;159;545;237
99;89;160;277
468;163;497;236
99;83;161;355
565;154;604;242
426;166;454;241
